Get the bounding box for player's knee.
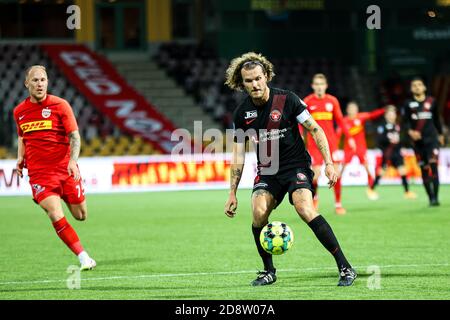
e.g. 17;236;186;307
252;206;269;227
296;206;318;223
73;207;87;221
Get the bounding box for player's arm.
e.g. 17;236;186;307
432;101;445;146
402;103;421;141
16;136;25;178
61;100;81;181
14;110;25;178
361;108;385;121
302;116;338;188
224;141;245;218
68;130;81;181
333;100;356;150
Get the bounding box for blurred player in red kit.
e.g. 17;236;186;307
303;74;355;215
337;101;385;198
13;65;96;271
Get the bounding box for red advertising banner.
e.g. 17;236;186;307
41;44;179;154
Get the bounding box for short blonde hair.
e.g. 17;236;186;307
385;104;397;113
25;65;47;81
312;73;327;83
225;52;275;91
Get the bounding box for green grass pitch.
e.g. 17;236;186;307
0;185;449;300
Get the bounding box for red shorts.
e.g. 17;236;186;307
28;168;85;204
343;149;367;164
308;142;341;166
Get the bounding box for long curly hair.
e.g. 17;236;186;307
224;52;275;91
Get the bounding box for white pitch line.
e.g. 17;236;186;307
0;263;448;287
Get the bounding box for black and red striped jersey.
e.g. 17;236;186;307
233;87;312;174
402;96;443;144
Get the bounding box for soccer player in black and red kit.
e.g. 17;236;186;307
402;77;444;206
369;105;417;200
223;52;356;287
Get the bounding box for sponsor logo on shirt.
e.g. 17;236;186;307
42;107;52;118
409;102;419;108
270;109;282;122
349;125;363;136
325;102;333;112
312;112;333;121
259;128;287;142
412;112;432;120
244;110;258;119
20;120;52;133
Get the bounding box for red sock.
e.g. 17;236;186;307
52;217;84;255
334;177;342;205
367;173;374;188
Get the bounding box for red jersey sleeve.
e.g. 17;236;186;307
359;108;385;122
332;97;350;137
13;107;23;137
60;100;78;134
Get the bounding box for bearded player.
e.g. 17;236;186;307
224;52;356;287
14;65;96;270
303;74;355;215
402;77;444;206
337;101;385;198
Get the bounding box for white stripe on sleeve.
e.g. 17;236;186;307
296;110;311;124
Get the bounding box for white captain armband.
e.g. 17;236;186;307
296;110;312;124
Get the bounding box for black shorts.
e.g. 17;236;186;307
252;167;314;207
381;150;404;168
413;141;440;166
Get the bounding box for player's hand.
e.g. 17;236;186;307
408;130;421;141
348;137;356;151
438;135;445;146
224;193;238;218
16;158;24;178
68;159;81;181
324;163;338;188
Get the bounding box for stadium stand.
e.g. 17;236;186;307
0;44;162;159
153;43;359;131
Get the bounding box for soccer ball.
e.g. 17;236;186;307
260;221;294;255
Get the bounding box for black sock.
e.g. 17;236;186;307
400;175;409;192
430;163;439;201
372;175;381;190
421;165;435;201
252;225;275;273
308;215;351;270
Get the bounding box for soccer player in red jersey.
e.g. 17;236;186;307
303;74;355;215
337;101;385;198
13;65;96;271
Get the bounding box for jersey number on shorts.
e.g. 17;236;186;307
75;182;85;198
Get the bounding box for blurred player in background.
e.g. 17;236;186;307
224;53;356;287
368;105;416;200
303;74;355;215
14;65;96;270
402;77;444;206
337;101;385;199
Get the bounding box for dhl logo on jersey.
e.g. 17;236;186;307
312;112;333;121
349;125;363;136
20;120;52;133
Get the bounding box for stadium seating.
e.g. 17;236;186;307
0;44;160;159
154;43;353;130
